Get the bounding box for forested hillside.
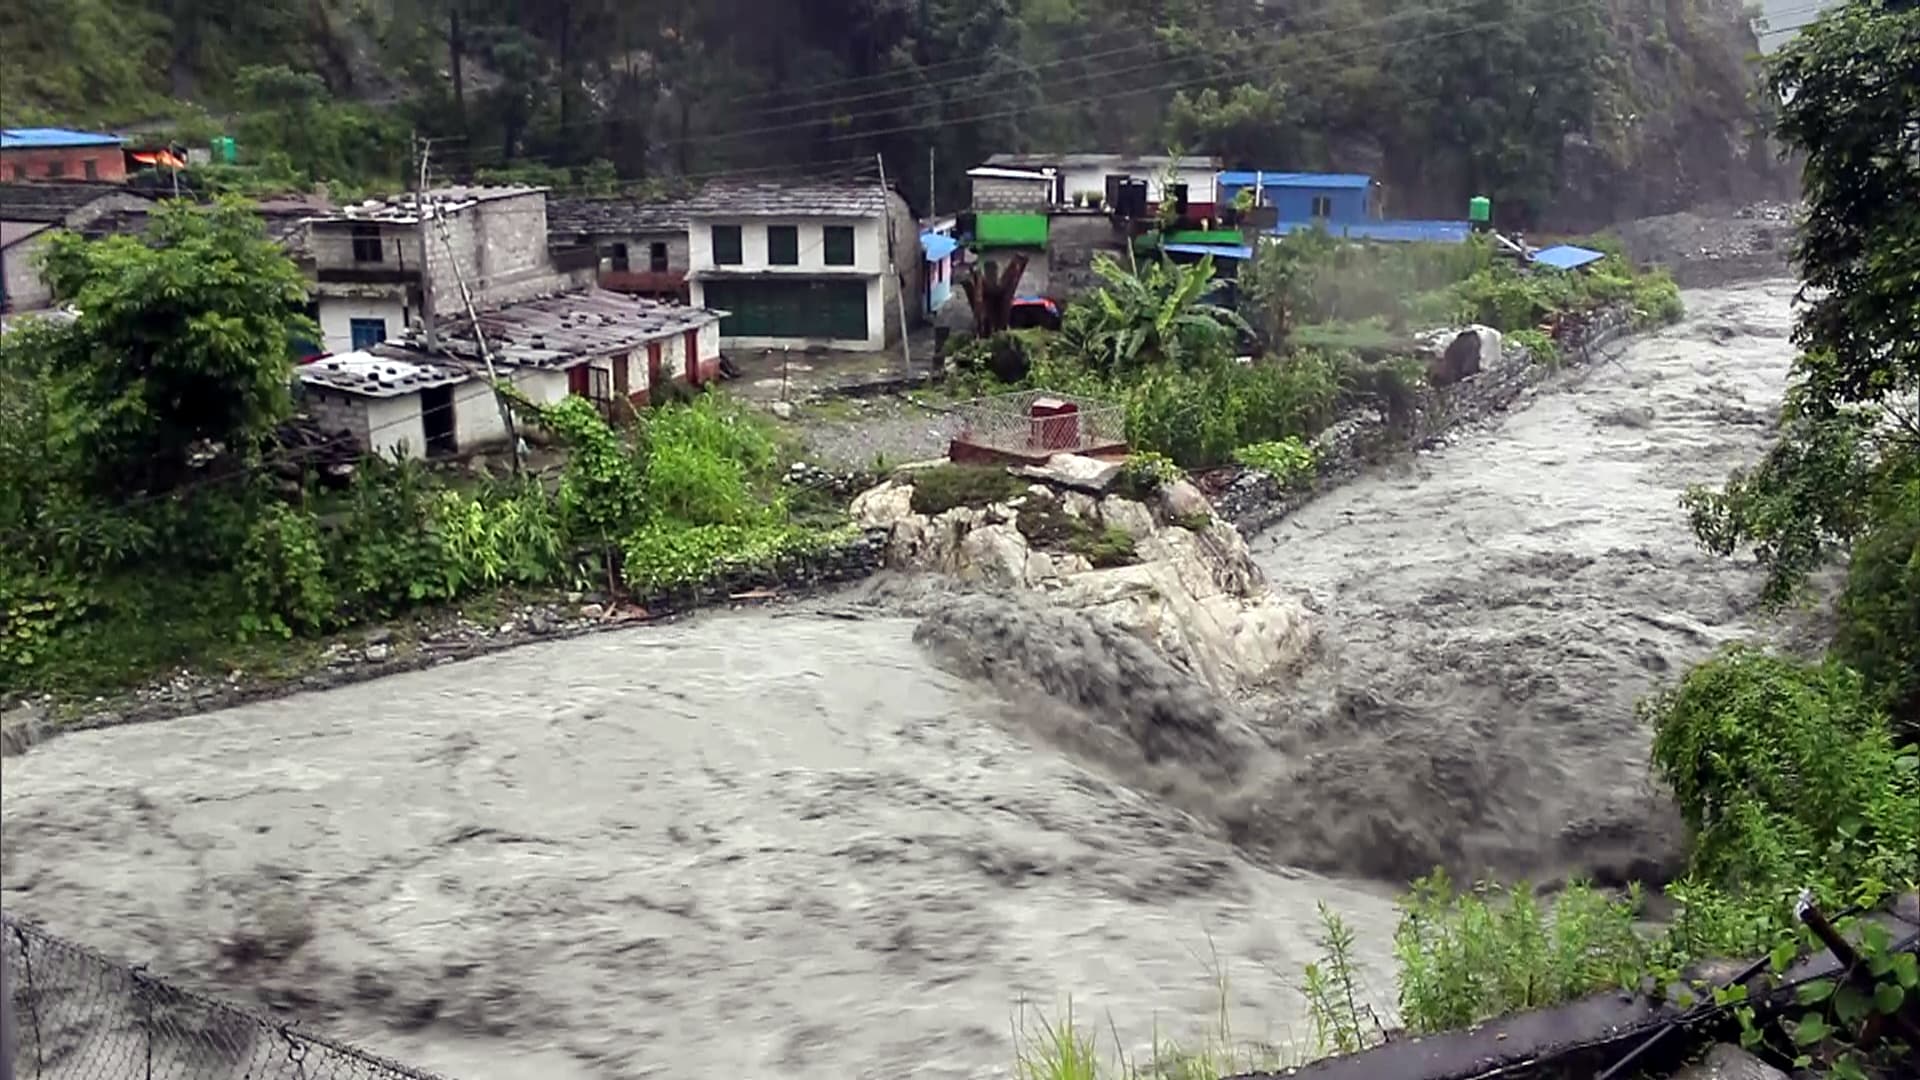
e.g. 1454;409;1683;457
0;0;1795;227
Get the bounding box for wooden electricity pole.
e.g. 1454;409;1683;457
876;152;913;378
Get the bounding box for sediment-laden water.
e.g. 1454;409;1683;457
0;279;1800;1079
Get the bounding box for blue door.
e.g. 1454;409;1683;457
349;317;388;351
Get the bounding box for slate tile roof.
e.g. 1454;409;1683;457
678;178;891;219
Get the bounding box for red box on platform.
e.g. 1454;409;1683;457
1028;397;1081;451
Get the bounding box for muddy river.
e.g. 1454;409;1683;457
0;279;1799;1079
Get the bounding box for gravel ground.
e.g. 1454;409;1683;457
779;396;965;469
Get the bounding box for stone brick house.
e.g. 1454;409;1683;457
0;181;154;313
547;197;690;302
0;129;128;184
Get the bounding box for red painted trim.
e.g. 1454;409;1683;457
646;341;663;392
683;329;700;386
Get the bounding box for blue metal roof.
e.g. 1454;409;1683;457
1218;171;1373;190
920;232;958;261
1531;244;1608;271
1164;242;1254;260
1270;219;1471;245
1;128;125;150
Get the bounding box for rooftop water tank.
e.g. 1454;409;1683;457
1469;195;1491;224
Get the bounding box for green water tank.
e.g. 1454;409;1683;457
1468;195;1491;224
211;136;237;164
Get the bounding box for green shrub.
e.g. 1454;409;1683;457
620;522;829;592
643;394;782;526
1641;646;1920;900
1393;873;1648;1034
235;496;335;638
1508;328;1560;368
908;464;1028;516
1833;475;1920;742
1233;438;1317;489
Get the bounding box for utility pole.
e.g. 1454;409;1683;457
876;153;913;379
414;132;439;351
433;208;522;474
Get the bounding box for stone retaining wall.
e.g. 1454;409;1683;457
1216;307;1641;536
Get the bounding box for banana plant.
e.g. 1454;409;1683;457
1073;252;1251;375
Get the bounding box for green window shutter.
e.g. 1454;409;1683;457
712;225;743;265
823;226;856;266
767;225;799;265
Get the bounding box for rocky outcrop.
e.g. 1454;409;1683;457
851;461;1315;693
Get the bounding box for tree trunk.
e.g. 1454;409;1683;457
449;1;467;132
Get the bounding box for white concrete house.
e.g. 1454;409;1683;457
301;185;597;355
298;289;725;461
980;153;1222;209
683;179;918;352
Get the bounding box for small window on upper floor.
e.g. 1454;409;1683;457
1310;195;1333;219
767;225;799;266
46;161;65;179
823;225;855;267
649;241;669;273
712;224;743;265
609;242;630;273
351;224;384;263
83;159;99;181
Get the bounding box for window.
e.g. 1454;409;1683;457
711;224;743;265
823;225;856;267
609;243;630;273
1310;195;1333;219
767;225;799;266
349;318;388;351
649;242;669;273
8;166;23;180
589;365;613;403
351;224;384;263
46;161;65;179
83;159;99;181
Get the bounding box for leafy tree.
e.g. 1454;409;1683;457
1064;254;1249;375
34;198;315;494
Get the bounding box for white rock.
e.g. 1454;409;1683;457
1158;479;1213;522
1014;453;1123;493
850;481;916;530
1061;491;1099;519
1098;497;1157;540
769;400;795;420
956;524;1032;587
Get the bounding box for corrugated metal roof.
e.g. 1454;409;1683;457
679;178;891;219
1;128;125;150
298;348;474;398
1270;219;1471;244
1163;242;1253;260
966;166;1054;181
1531;244;1608;270
986;153;1222;171
307;185;544;225
547;196;688;235
1219;171;1374;190
0;181;153;223
920;233;958;261
0;220;54;249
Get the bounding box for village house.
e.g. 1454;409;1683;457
300;185;598;355
1;128;129;184
683;178;919;352
297;289;725;461
546;196;690;302
0;181;155;313
979;153;1222;213
920;217;958;319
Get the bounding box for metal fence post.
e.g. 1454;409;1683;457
9;926;42;1078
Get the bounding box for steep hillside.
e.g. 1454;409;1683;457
0;0;1797;227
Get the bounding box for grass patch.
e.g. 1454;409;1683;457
908;464;1030;516
1014;495;1139;568
1291;319;1412;353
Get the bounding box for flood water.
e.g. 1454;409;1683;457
0;279;1800;1079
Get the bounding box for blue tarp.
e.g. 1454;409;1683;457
1531;244;1607;271
0;127;124;149
1217;170;1373;190
1270;219;1471;244
920;232;958;261
1163;242;1254;260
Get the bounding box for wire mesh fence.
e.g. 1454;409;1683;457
3;914;453;1080
949;388;1127;458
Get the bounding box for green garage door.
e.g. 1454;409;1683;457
703;278;868;341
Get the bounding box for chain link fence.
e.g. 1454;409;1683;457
949;389;1128;459
3;914;454;1080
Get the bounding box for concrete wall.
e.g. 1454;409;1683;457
1;232;52;312
366;394;427;460
597;230;690;273
1;146;126;183
1043;215;1126;300
970;175;1054;211
688;215;887;276
315;296;408;353
302;386;374;450
311;192;576;318
1058;164;1217;205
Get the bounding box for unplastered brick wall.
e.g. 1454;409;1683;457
969;176;1053;212
425;193;574;313
1046;215;1127;299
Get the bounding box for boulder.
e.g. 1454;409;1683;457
955;524;1032;587
1013;453;1123;494
850;481;917;530
1429;325;1503;387
1098;497;1158;540
1158;479;1214;523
